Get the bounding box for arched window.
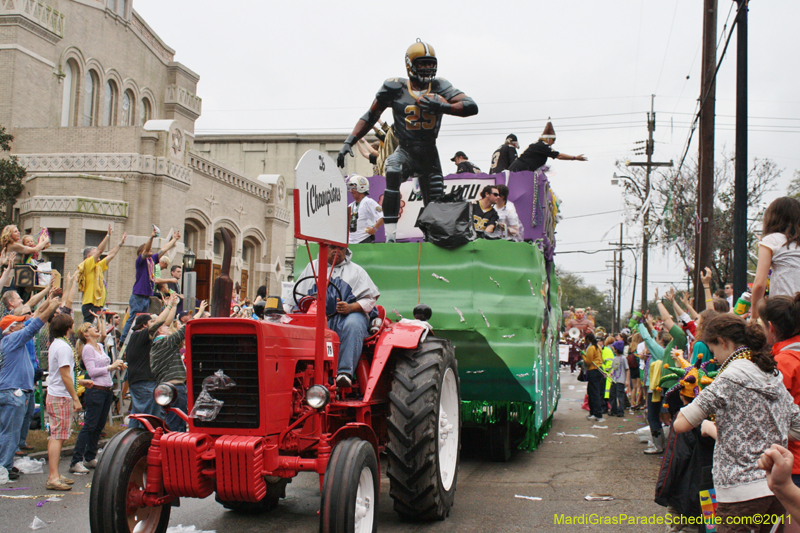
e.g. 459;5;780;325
139;97;151;126
121;90;133;126
60;60;77;127
82;70;98;126
103;80;117;126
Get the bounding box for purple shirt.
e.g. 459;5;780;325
81;344;112;388
132;252;159;296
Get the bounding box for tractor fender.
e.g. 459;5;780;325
362;321;426;403
128;414;168;433
330;423;380;459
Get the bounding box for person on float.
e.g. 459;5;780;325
346;175;384;244
509;120;587;173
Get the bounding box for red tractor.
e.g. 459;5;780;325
90;151;460;533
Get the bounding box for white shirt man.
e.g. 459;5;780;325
347;175;384;244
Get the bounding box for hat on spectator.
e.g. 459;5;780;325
506;134;518;142
177;311;190;321
611;340;625;354
0;314;26;334
450;151;468;161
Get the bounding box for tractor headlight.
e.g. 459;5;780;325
306;385;330;409
154;382;178;407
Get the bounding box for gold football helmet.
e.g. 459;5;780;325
405;39;437;84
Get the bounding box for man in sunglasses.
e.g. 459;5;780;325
471;185;500;239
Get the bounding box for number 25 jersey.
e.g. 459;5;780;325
375;78;463;145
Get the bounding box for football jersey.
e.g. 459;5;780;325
375;78;463;145
489;144;518;174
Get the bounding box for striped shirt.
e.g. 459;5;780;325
149;328;186;384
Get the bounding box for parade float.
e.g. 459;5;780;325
296;168;562;461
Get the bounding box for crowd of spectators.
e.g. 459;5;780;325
0;222;225;491
565;195;800;532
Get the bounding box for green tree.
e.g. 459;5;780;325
616;152;781;291
557;269;614;331
0;126;25;227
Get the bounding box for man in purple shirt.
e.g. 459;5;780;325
0;295;58;479
120;229;180;343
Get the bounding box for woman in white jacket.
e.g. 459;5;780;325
489;184;523;242
674;314;800;533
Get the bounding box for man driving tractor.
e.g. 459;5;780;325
293;244;380;389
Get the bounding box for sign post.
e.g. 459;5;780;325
294;150;348;387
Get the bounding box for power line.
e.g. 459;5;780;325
655;0;681;93
675;0;745;176
561;209;624;220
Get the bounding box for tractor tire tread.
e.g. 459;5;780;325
387;337;459;521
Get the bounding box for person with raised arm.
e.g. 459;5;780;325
78;224;127;324
120;229;180;342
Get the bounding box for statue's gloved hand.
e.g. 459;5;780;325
418;95;451;114
337;142;354;168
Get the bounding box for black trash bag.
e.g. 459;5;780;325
416;198;476;249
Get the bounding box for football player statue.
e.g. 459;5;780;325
337;39;478;242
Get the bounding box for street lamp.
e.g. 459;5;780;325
612;173;644;199
182;248;197;314
182;248;196;271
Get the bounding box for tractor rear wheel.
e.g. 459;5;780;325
320;438;379;533
94;428;171;533
217;478;289;513
387;337;460;521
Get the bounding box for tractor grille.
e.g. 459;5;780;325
190;334;260;429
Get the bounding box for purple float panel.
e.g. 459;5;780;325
346;169;557;259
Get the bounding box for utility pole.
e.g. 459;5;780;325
627;95;672;312
609;222;632;331
617;236;623;329
695;0;718;304
606;255;618;331
732;0;748;298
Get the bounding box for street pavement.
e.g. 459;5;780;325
0;368;666;532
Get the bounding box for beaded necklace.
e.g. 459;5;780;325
58;335;80;385
716;345;751;375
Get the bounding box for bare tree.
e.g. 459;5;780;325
616;151;781;290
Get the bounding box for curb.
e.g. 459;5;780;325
26;438;112;461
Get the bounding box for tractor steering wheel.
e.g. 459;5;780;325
292;275;343;319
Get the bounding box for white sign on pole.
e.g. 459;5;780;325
396;178;495;240
294;150;348;245
559;344;569;363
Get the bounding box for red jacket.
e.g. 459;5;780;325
774;336;800;474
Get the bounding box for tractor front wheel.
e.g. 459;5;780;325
320;438;379;533
387;337;460;521
92;428;171;533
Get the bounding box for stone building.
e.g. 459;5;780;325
0;0;368;307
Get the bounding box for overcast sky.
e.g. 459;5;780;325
136;0;800;311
